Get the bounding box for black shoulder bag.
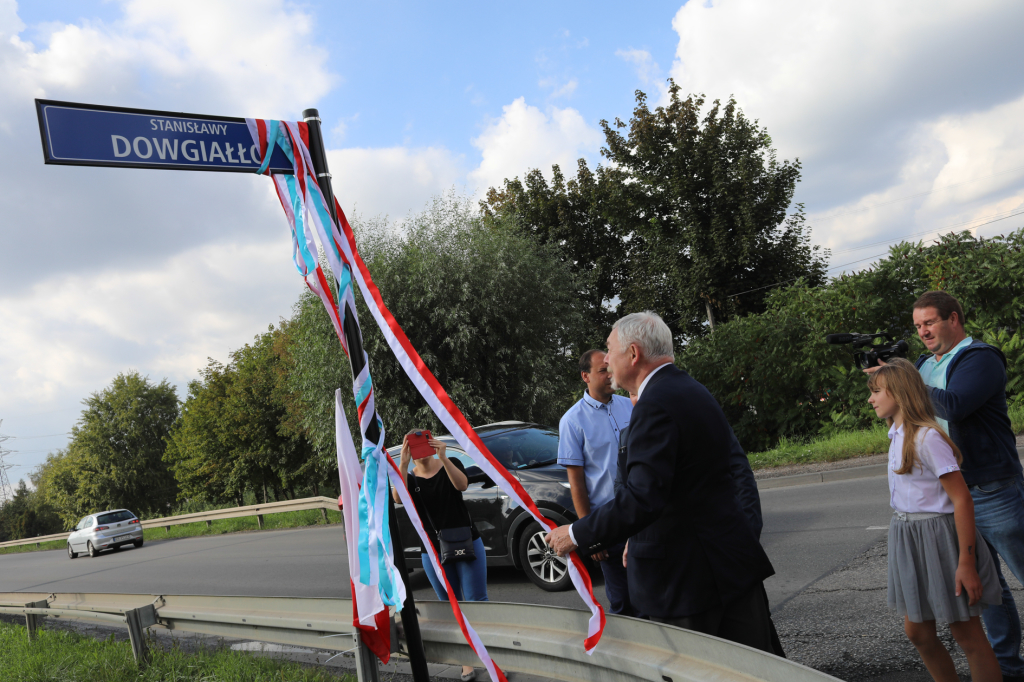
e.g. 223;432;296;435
414;477;476;565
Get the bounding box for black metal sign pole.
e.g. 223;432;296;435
302;108;431;682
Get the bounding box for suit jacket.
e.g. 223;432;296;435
614;425;763;540
573;365;775;619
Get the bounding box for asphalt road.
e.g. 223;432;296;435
0;474;893;613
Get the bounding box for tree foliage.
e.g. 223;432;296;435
164;326;319;506
483;84;828;340
683;230;1024;452
36;372;179;527
284;193;588;462
0;479;62;542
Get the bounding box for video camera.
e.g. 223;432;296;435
826;332;910;369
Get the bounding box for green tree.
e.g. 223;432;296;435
484;84;829;340
39;372;179;527
162;360;237;505
165;326;320;506
482;161;624;343
0;479;62;541
284;192;588;457
227;326;316;501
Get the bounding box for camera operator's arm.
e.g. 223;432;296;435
927;350;1006;422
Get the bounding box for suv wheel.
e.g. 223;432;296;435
518;521;572;591
67;544;77;560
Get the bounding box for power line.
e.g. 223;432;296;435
728;215;1023;300
813;164;1024;222
829;208;1024;256
728;249;893;299
7;433;70;440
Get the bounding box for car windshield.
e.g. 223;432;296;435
97;511;135;524
480;426;559;470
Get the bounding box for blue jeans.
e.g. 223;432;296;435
972;476;1024;677
421;536;489;602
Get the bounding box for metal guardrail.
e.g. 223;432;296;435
0;496;339;549
0;591;841;681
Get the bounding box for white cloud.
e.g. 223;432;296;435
327;146;465;222
616;48;666;101
539;76;578;100
0;1;334;472
667;0;1024;257
467;97;602;194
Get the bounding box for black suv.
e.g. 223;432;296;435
390;421;577;591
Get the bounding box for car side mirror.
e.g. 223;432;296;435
465;466;495;488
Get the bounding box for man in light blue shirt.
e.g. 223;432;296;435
558;349;635;614
918;334;973;433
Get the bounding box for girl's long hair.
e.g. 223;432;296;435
867;357;962;474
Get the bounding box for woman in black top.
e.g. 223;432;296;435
393;431;488;681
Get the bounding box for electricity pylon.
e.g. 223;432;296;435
0;420;12;507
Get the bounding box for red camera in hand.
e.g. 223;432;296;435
406;431;435;460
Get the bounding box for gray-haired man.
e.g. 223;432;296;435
546;312;776;652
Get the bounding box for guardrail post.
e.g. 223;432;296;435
124;605;156;669
206;520;212;528
23;600;47;641
320;508;329;524
354;631;382;682
256;514;265;530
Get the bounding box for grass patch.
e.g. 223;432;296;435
0;508;343;556
748;424;891;470
0;619;351;681
0;539;67;556
152;508;343;541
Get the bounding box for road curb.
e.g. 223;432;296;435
757;446;1024;490
757;463;888;490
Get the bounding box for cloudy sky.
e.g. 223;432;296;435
2;0;1023;483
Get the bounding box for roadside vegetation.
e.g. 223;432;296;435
149;508;342;541
748;425;891;469
0;620;350;681
3;83;1024;546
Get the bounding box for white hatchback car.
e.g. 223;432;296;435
67;509;144;559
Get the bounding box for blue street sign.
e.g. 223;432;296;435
35;99;293;173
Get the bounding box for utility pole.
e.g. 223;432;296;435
301;108;431;682
0;421;13;507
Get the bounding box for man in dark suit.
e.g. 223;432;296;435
545;311;776;652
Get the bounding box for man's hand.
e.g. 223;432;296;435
544;525;577;557
862;359;888;375
590;550;608;562
622;540;628;568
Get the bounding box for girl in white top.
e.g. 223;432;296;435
868;358;1001;682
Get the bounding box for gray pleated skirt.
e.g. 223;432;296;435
888;511;1002;623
